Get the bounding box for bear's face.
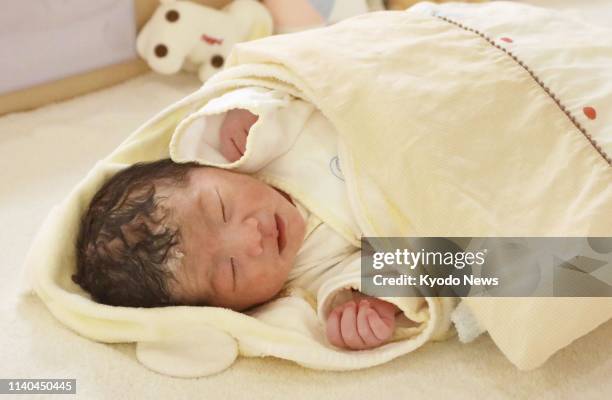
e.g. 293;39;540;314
136;0;233;74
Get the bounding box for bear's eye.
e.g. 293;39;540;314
154;44;168;58
165;10;179;22
211;55;224;68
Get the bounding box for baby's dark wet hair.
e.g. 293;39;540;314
72;158;200;308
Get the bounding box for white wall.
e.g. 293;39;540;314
0;0;138;95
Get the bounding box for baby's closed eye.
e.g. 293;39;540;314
229;257;237;291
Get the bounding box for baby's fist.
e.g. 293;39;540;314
326;296;399;350
218;108;258;162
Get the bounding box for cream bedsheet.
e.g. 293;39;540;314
3;70;611;400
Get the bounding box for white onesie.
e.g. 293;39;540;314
170;87;430;339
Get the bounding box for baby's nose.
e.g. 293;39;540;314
239;217;263;257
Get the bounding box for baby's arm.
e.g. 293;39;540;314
317;251;434;351
326;292;401;350
171;87;314;172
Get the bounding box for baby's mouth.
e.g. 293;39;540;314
274;187;295;206
274;214;287;254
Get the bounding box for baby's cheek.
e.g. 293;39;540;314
266;264;288;288
215;268;233;294
245;277;284;307
260;261;290;292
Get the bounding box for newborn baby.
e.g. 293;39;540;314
74;88;406;351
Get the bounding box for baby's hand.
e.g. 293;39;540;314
326;296;399;350
218;108;258;162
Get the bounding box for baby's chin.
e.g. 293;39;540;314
226;280;289;312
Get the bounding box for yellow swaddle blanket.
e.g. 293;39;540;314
23;1;612;377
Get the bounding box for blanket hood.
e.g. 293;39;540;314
23;1;612;377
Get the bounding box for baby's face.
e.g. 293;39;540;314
166;167;306;310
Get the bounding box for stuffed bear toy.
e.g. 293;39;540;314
386;0;487;11
137;0;273;82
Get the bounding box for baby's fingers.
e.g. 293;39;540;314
368;309;393;342
340;303;364;350
326;308;346;348
232;129;248;156
220;132;243;162
357;300;382;348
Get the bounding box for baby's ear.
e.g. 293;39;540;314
136;323;238;377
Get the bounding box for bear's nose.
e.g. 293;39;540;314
154;44;168;58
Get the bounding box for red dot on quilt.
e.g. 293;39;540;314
500;37;513;43
583;106;597;120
